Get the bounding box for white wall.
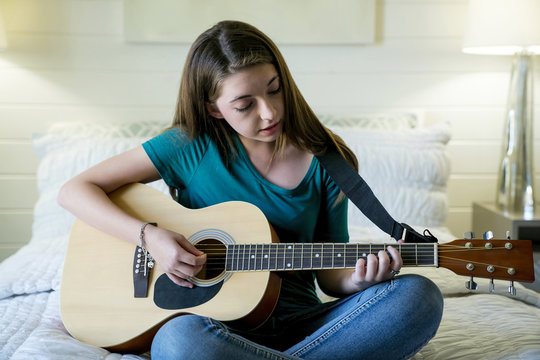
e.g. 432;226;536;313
0;0;539;261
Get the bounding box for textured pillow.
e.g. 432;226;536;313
31;134;153;241
42;120;168;139
319;112;418;130
328;121;452;231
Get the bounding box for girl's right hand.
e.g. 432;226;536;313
143;225;207;288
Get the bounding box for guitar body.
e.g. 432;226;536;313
60;183;281;353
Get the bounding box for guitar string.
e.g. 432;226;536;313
153;244;515;271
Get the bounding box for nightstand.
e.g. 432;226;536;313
473;202;540;292
472;202;540;242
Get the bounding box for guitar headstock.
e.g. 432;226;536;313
438;238;535;283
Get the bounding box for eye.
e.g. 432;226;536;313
236;102;253;113
268;83;281;95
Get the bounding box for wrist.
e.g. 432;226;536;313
139;222;157;250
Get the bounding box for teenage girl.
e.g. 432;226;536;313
58;20;443;360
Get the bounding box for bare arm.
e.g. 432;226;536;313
57;146;206;288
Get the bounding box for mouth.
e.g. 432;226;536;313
260;121;280;133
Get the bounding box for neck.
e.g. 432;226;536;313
225;243;438;272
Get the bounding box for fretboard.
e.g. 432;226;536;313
225;243;438;272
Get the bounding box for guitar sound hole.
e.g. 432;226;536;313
195;239;226;281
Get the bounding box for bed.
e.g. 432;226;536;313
1;114;539;359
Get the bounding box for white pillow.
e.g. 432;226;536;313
328;121;451;230
31;134;154;241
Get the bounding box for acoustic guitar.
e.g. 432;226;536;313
60;183;535;354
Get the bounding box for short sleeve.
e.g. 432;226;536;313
142;129;208;190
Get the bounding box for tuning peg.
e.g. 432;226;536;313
466;276;478;291
506;231;511;240
489;279;495;293
508;281;516;296
463;231;475;239
483;231;494;240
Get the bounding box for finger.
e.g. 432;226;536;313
354;257;367;282
387;245;403;271
175;262;204;279
377;250;391;279
177;236;205;256
166;273;195;288
179;252;207;267
365;254;378;281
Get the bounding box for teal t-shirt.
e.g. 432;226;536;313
142;128;349;320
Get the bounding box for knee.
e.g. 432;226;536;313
151;315;215;360
397;274;444;324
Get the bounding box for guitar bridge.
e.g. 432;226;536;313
133;246;152;298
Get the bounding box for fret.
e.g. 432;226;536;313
302;243;312;269
401;244;416;266
334;243;345;268
234;244;240;271
332;243;335;268
225;244;233;271
357;245;370;260
254;244;262;271
268;243;277;270
312;243;322;269
276;244;285;270
249;244;255;271
294;243;304;270
260;244;267;270
258;244;264;269
416;244;436;266
284;244;293;270
322;243;334;269
345;244;357;268
373;243;385;255
236;244;242;271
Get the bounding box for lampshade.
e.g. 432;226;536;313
0;6;7;50
462;0;540;55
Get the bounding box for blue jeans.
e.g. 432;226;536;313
151;274;443;360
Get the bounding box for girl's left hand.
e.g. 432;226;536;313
349;244;403;292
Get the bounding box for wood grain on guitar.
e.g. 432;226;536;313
60;183;535;354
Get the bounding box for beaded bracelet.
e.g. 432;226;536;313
139;222;157;275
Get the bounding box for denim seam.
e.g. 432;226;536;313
291;280;395;357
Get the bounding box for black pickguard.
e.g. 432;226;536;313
153;274;223;310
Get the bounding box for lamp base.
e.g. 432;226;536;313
495;53;535;218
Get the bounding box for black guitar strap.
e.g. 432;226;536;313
316;150;437;244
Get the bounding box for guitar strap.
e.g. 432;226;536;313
316;150;437;244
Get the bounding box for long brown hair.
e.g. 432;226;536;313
172;20;358;170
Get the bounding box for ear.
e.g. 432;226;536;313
206;102;224;119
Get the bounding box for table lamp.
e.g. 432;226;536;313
462;0;540;218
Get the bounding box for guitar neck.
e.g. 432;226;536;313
225;243;438;272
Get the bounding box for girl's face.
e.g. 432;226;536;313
206;63;284;146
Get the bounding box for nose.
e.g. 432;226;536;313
258;98;276;121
